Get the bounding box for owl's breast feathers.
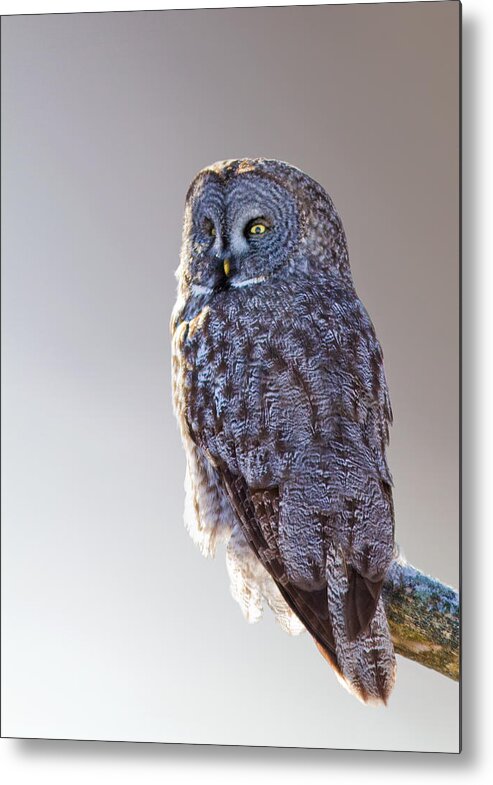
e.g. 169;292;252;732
173;276;396;703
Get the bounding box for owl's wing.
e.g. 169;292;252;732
219;466;395;706
219;468;341;671
325;303;395;643
214;291;395;703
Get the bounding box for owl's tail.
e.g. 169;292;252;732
319;543;397;706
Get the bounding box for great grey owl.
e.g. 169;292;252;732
171;158;396;705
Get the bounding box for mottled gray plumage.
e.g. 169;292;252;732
171;158;396;704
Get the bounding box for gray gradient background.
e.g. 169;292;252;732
1;3;459;751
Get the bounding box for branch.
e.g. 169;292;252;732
381;553;459;681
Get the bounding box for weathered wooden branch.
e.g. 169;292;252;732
381;553;459;681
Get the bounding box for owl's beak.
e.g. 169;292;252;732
223;258;231;277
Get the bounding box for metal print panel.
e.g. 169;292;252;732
1;1;460;752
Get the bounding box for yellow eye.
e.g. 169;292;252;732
210;226;216;237
249;223;267;236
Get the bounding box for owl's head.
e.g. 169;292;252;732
177;158;351;302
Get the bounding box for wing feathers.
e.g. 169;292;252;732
222;468;395;705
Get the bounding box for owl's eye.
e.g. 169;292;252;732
246;219;270;238
203;218;216;237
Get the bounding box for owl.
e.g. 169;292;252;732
171;158;396;705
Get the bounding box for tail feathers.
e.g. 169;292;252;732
323;543;396;705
